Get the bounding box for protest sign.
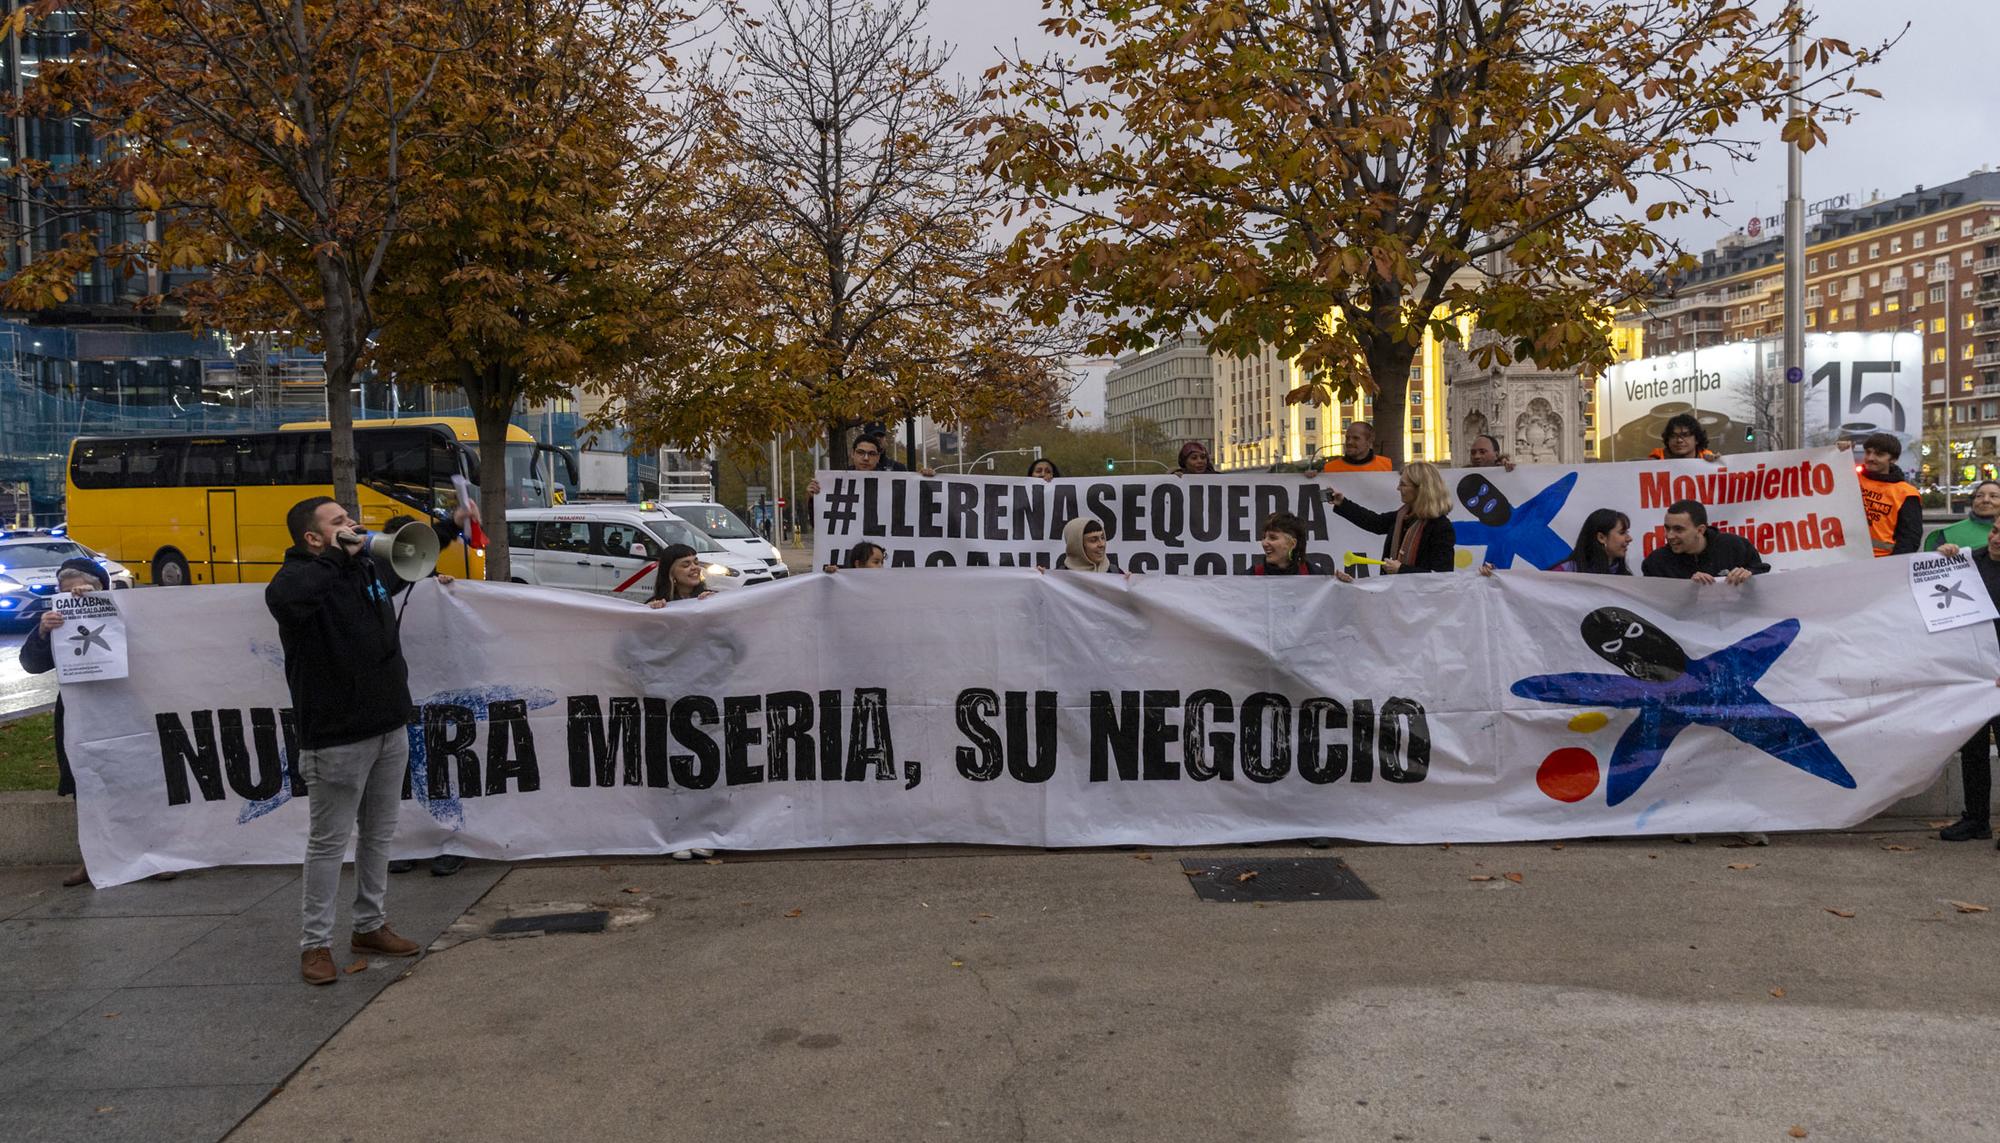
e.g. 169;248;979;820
811;448;1870;575
1907;552;1998;634
51;591;128;683
64;559;1999;886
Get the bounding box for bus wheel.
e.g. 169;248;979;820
153;550;191;587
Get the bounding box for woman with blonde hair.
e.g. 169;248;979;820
1325;461;1457;576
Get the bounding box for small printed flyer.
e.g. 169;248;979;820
52;592;128;683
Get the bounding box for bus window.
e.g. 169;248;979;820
71;441;126;489
275;432;333;484
358;430;431;505
231;435;283;485
125;439;184;488
181;440;239;486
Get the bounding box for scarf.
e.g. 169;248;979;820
1389;510;1429;569
1061;516;1111;573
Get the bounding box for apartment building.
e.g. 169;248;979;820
1103;333;1215;449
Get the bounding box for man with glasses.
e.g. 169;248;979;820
805;431;935;498
1648;413;1720;463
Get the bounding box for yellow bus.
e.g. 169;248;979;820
64;418;575;585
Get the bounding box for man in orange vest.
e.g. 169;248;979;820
1857;431;1921;557
1320;420;1395;474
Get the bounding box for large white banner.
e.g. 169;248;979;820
1597;332;1923;459
811;448;1870;574
65;560;2000;886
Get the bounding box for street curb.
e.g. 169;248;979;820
0;702;54;726
0;790;80;864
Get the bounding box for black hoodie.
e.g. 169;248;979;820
1858;463;1922;557
264;545;413;750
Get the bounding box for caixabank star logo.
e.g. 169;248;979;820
1452;471;1577;570
1510;607;1857;805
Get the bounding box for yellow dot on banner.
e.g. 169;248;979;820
1567;711;1609;734
1454;550;1475;569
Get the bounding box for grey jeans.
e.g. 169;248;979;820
298;729;407;951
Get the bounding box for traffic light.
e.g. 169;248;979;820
1744;426;1755;443
1104;456;1116;472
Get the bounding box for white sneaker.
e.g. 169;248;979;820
670;848;715;861
1737;832;1770;846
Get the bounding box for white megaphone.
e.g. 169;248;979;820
360;520;441;581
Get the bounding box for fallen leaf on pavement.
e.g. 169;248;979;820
703;859;724;866
1880;844;1917;853
1825;908;1856;919
1727;863;1758;871
1770;987;1787;998
95;1106;114;1113
1550;843;1565;850
1131;853;1153;861
1788;1127;1809;1139
975;912;994;918
1949;900;1991;914
1925;820;1955;829
783;908;803;918
1648;853;1659;860
1236;871;1260;883
621;886;643;894
344;959;368;974
1503;872;1524;883
102;1012;118;1019
1467;875;1495;882
1182;869;1207;877
950;959;963;968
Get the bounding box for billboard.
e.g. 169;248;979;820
1599;332;1924;459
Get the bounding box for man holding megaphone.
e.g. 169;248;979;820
266;497;453;986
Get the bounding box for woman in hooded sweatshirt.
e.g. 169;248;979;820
1054;516;1119;572
1325;461;1456;576
1924;480;2000;552
645;543;715;606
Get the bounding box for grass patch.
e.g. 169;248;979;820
0;711;59;793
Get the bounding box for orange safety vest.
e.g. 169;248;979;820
1859;476;1916;557
1320;453;1394;474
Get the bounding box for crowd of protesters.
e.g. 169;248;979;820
32;410;1997;986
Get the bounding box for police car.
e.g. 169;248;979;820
0;534;136;631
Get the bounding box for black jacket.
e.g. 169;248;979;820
264;545;414;750
1332;499;1456;573
1640;530;1772;579
1973;550;2000;642
19;627;73;796
1859;464;1923;556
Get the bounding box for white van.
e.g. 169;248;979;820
655;501;788;576
506;505;777;599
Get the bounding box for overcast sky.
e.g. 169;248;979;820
917;0;2000;418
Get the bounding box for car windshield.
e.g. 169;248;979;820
0;541;86;570
645;519;723;553
668;505;759;540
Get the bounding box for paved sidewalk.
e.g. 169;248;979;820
0;861;502;1143
230;828;2000;1143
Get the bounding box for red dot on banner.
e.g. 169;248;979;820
1536;748;1600;803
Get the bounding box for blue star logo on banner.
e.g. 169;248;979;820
1510;607;1856;806
1452;471;1577;570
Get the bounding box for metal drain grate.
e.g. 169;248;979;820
491;910;610;936
1179;857;1378;903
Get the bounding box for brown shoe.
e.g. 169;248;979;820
301;947;337;986
350;925;421;957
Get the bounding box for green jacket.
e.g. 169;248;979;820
1922;515;1996;552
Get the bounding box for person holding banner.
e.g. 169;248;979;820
1174;441;1214;476
1648;413;1721;463
1247;512;1317;576
266;497;435;985
1925;524;2000;844
804;433;934;499
22;558;126;888
1857;432;1922;557
1923;480;2000;553
1318;421;1395;474
1640;500;1769;583
1552;509;1635;575
647;543;716;605
1055;517;1120;573
1325;462;1456;576
1466;434;1516;472
1028;458;1063;481
822;541;886;573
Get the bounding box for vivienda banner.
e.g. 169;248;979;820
808;448;1870;575
63;559;2000;886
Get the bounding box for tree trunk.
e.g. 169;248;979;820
473;381;515;581
1362;336;1420;468
825;420;849;469
316;257;363;513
